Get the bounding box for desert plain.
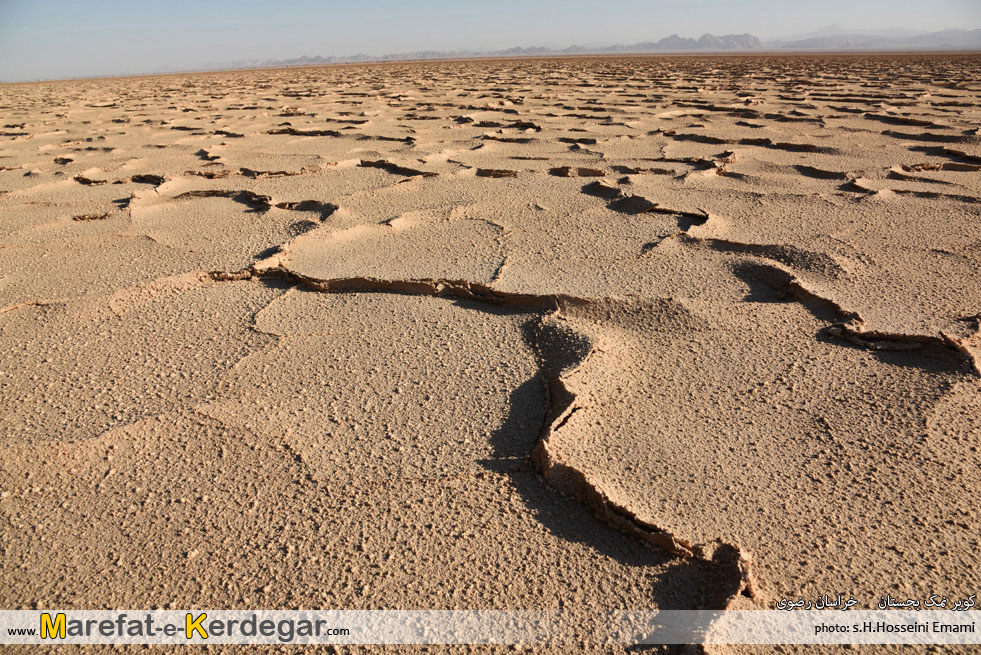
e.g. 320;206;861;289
0;54;979;652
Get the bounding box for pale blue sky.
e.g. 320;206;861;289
0;0;978;81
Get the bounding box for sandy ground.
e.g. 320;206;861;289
0;54;979;653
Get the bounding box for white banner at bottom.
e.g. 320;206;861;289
0;610;977;645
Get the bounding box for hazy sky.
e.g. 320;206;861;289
0;0;978;81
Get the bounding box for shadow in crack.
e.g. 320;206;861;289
731;259;969;375
814;327;970;375
480;319;747;618
729;259;845;322
239;281;749;619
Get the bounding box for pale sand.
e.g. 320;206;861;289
0;54;979;653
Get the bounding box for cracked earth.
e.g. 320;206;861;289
1;55;979;654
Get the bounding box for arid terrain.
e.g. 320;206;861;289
1;54;979;652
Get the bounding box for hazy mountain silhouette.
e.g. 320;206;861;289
770;27;981;50
229;28;979;71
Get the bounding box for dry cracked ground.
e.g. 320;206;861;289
1;55;980;653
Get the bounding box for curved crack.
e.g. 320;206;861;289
359;159;437;178
173;189;272;210
206;263;764;609
681;235;978;368
197;223;975;617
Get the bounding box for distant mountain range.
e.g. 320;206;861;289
222;28;981;71
769;27;981;51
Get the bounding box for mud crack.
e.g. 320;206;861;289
207;263;760;608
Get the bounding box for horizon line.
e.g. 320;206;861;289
3;48;981;85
